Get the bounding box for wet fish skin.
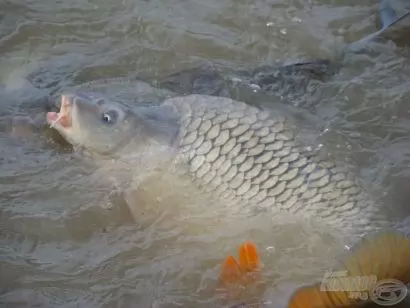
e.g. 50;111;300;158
163;95;389;237
47;93;391;239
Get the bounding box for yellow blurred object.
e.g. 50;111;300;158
288;231;410;307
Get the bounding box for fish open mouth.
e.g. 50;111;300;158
46;95;72;128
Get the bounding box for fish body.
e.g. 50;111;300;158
164;95;382;234
47;93;391;239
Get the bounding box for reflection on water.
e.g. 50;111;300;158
1;0;410;307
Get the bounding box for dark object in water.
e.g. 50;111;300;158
26;1;410;109
157;60;334;102
157;1;410;102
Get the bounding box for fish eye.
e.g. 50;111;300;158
101;110;118;125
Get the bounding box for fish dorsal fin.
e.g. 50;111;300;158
379;0;399;29
348;2;410;53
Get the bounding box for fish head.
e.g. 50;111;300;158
46;92;138;156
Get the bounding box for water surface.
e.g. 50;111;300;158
1;0;410;307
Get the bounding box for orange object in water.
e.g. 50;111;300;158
238;241;260;273
219;241;261;287
220;255;245;285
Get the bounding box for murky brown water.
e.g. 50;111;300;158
1;0;410;307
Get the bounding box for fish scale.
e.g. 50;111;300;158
163;94;389;236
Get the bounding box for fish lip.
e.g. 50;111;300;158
46;94;73;129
